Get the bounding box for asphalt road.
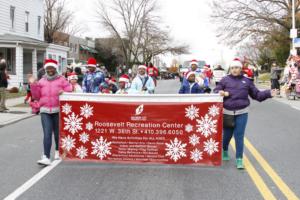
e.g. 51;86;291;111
0;79;299;200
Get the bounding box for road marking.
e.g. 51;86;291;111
4;160;61;200
245;138;299;200
230;142;276;200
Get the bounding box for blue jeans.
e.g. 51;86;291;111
223;113;248;159
41;113;59;158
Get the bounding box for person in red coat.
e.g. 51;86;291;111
147;62;159;86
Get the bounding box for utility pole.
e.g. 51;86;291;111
291;0;297;55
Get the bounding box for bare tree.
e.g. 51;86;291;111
96;0;189;67
44;0;74;43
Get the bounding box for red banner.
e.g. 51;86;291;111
59;94;223;166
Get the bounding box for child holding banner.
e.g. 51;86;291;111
129;65;155;94
30;59;72;166
214;58;277;169
179;71;205;94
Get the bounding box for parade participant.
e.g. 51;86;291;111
213;65;226;85
186;60;210;88
0;60;9;112
100;81;112;94
108;77;118;94
214;58;277;169
116;74;130;94
147;62;159;86
270;62;282;96
64;66;73;79
74;67;84;86
203;64;213;83
242;63;254;80
82;58;105;93
179;71;205;94
129;65;155;94
68;72;83;93
30;59;72;166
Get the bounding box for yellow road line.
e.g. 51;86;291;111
230;142;276;200
245;138;299;200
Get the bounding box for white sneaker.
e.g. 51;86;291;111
37;155;51;166
54;151;61;160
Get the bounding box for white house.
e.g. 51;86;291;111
0;0;68;88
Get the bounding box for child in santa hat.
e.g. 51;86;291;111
108;77;118;94
179;71;206;94
82;57;105;93
30;59;72;166
116;74;130;94
68;72;83;93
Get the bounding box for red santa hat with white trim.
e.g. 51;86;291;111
44;59;58;70
119;74;130;83
87;57;97;68
108;77;117;85
230;58;243;68
190;59;199;66
138;65;147;70
67;72;78;81
185;71;196;79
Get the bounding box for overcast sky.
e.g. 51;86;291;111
66;0;236;66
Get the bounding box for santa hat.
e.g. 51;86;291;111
119;74;130;83
190;59;198;66
186;71;196;79
230;58;243;68
68;72;78;81
138;65;147;70
87;57;97;68
44;59;58;70
108;77;117;85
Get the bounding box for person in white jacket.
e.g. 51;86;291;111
129;65;155;94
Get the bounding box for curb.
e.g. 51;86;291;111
0;114;36;128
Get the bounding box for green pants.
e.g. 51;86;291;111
0;87;7;111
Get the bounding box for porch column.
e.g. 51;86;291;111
15;45;23;86
32;49;37;77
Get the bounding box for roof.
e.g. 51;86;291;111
0;34;48;47
80;44;98;54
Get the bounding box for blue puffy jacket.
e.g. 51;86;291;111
179;81;205;94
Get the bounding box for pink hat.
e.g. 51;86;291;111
44;59;58;70
119;74;130;83
87;57;97;68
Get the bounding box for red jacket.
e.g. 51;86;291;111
147;66;159;77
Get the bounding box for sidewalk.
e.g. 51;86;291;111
0;97;35;127
258;84;300;111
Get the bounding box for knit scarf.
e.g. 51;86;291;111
45;72;59;81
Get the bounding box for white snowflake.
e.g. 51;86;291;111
62;103;72;115
196;114;217;138
76;146;88;159
189;134;200;146
79;132;90;144
64;113;83;135
185;124;193;133
190;148;203;163
204;138;219;156
208;105;220;117
185;105;199;120
61;135;76;152
80;103;94;119
91;136;112;160
86;122;94;131
165;138;187;162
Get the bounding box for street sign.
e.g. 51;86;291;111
59;93;223;166
290;29;298;38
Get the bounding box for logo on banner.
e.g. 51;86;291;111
131;104;147;121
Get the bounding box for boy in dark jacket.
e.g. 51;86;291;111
179;71;205;94
0;60;9;112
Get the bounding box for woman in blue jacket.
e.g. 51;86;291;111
214;58;277;169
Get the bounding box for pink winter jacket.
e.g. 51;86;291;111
31;76;72;113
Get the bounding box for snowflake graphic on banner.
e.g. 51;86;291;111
64;113;83;135
61;135;76;152
185;105;199;121
91;136;112;160
80;103;94;119
208;105;220;117
185;124;193;133
196;114;217;138
76;146;88;159
86;122;94;131
165;138;187;162
189;134;200;146
62;103;72;115
79;132;90;144
190;148;203;163
204;138;219;156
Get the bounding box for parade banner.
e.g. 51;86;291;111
59;94;223;166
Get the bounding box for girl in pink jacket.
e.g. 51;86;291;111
30;59;72;166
